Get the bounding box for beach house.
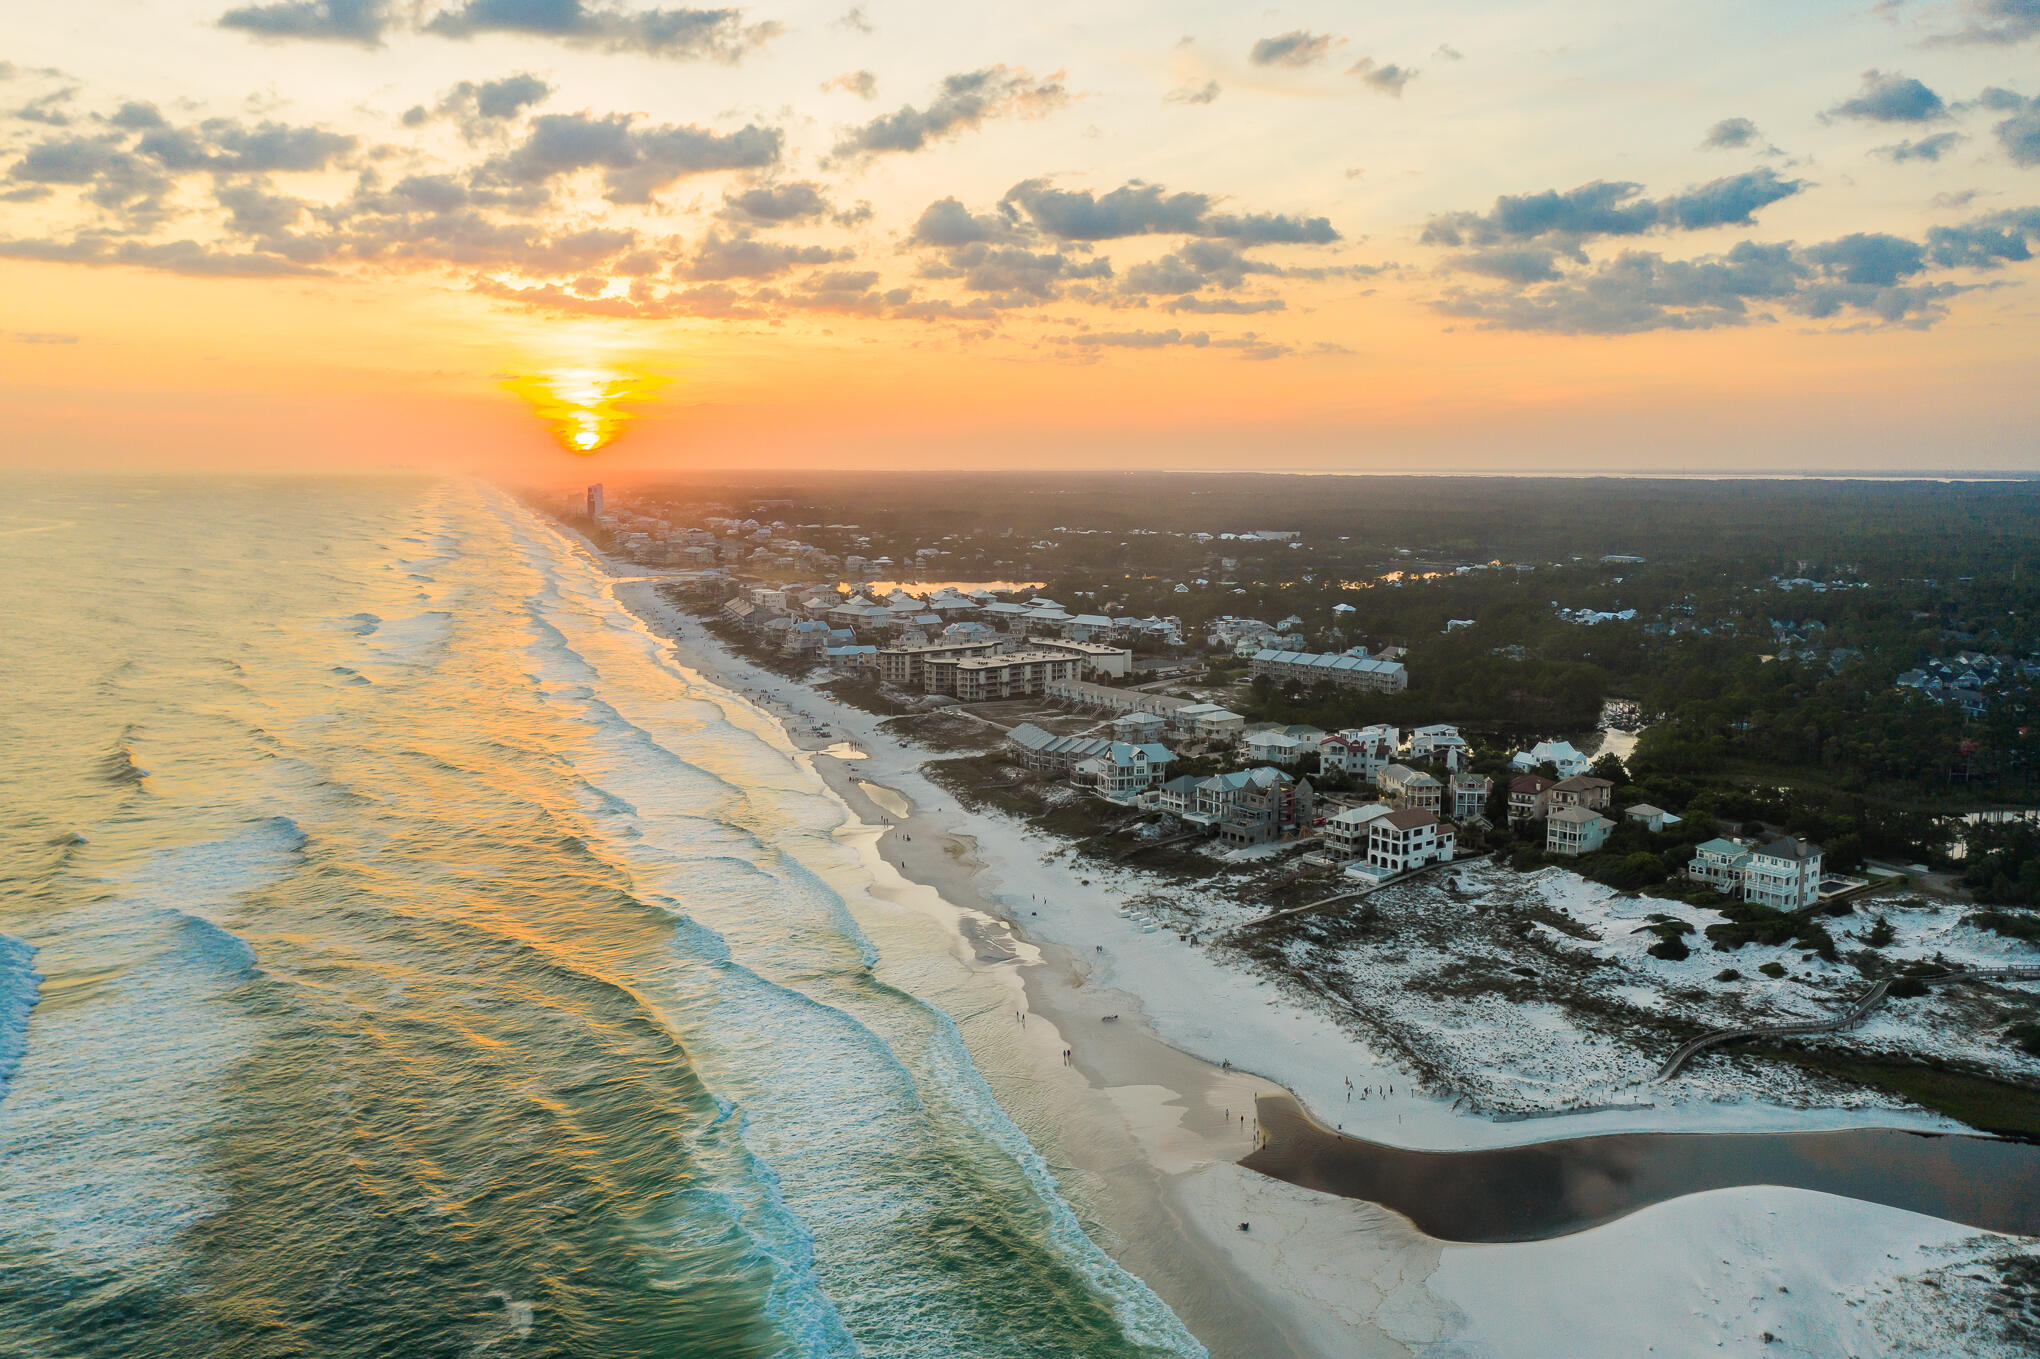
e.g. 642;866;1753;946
1743;838;1824;910
1377;764;1444;814
1546;806;1615;856
1349;809;1455;883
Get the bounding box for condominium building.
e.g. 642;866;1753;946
1032;638;1135;678
878;640;999;688
927;650;1084;701
1247;649;1409;694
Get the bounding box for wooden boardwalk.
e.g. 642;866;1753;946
1654;964;2040;1081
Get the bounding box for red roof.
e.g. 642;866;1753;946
1509;774;1554;794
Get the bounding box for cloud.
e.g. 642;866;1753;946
681;230;852;280
218;0;390;45
1826;70;1948;123
1433;43;1463;61
1802;232;1924;286
1421;169;1804;246
11;331;80;343
823;69;878;99
830;67;1065;159
488;111;781;202
722;180;830;223
1929;0;2040;45
909;196;1020;246
215;179;306;235
1699;117;1781;155
1926;208;2040;267
1162;295;1285;314
935;243;1110;298
835;6;872;32
1249;31;1337;67
1061;328;1292;359
1431;210;2040;334
1166;79;1221;106
1657;167;1808;229
1349;59;1416;96
0;235;326;276
10;88;76;127
1702;117;1762;149
1877;131;1966;162
425;1;780;61
1979;88;2040;165
1448;246;1568;283
1120;240;1282;293
1002;178;1339;244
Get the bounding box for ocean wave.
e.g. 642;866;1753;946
98;744;147;786
0;934;41;1104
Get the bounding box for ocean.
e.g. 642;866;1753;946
0;476;1203;1358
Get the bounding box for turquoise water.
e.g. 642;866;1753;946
0;477;1202;1359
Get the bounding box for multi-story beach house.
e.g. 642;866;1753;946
1688;837;1754;892
1507;773;1555;823
1378;764;1444;815
1318;803;1391;861
1111;711;1167;744
1450;772;1493;824
1408;724;1470;769
1170;703;1246;742
1317;726;1396;781
1511;740;1592;778
1349;809;1455;882
1548;775;1614;812
1743;837;1824;910
1217;772;1316;848
1072;743;1175;803
1546;806;1615;856
1245;730;1306;766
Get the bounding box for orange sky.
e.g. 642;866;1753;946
3;1;2039;471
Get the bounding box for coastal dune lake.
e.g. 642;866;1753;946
1246;1094;2040;1243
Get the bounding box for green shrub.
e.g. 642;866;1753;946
1759;961;1788;979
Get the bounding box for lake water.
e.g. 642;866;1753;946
1245;1095;2040;1243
